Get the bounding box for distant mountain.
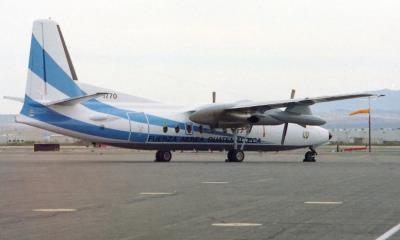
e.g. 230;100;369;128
312;89;400;128
0;114;18;126
0;114;32;130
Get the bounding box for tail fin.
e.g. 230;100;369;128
25;19;85;103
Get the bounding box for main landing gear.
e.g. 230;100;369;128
226;127;252;162
303;147;317;162
155;150;172;162
226;149;245;162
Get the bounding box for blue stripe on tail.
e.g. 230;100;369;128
29;35;85;97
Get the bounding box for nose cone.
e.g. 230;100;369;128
312;127;331;146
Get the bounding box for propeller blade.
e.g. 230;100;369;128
290;89;295;99
281;123;288;145
281;89;296;145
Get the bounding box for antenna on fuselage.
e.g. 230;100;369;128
212;91;216;103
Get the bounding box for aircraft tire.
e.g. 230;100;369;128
226;150;244;162
303;151;316;162
234;150;245;162
155;150;172;162
162;151;172;162
155;150;162;161
226;150;234;162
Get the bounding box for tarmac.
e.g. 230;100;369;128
1;146;400;240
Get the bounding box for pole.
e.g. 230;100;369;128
368;96;371;152
212;91;216;103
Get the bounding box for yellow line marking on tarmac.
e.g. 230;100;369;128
33;209;76;212
305;201;343;205
201;182;229;184
212;223;262;227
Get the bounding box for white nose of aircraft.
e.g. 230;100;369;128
312;127;332;146
320;127;332;145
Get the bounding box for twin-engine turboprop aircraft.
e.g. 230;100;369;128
7;19;372;162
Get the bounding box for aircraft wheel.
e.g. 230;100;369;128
226;150;234;162
226;150;244;162
155;150;172;162
155;150;162;161
162;151;172;162
303;151;316;162
234;150;245;162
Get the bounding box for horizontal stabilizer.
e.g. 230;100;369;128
44;92;109;106
3;96;24;103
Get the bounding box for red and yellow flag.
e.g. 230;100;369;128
349;109;369;116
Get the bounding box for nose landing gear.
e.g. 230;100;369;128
225;126;252;162
303;147;317;162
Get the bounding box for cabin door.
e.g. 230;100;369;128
127;112;149;142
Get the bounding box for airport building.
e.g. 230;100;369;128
0;125;78;145
329;128;400;145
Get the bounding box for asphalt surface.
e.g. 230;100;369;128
1;148;400;240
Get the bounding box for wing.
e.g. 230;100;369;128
227;93;373;113
189;93;374;128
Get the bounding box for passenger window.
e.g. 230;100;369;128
198;125;203;134
175;125;180;133
163;124;168;133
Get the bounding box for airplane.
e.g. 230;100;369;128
5;19;372;162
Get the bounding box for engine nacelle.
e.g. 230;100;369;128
268;110;326;126
189;106;285;127
189;103;235;126
246;114;284;125
189;104;326;127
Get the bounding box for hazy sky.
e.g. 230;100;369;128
0;0;399;113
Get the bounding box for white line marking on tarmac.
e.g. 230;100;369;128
254;178;274;183
33;209;76;212
212;223;262;227
305;201;343;205
375;223;400;240
139;192;173;195
201;182;229;184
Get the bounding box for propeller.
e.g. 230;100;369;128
281;89;295;145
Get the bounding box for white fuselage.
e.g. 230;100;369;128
17;84;330;151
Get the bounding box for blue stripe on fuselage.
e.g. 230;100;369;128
21;95;129;141
20;96;238;143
